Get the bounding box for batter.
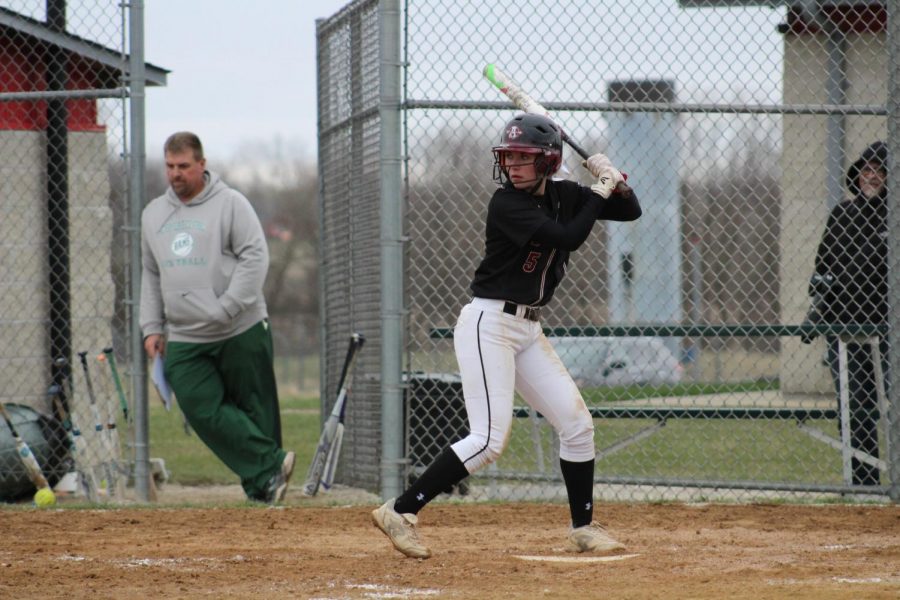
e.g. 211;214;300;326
373;113;642;558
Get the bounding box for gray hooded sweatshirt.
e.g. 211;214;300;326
139;171;269;343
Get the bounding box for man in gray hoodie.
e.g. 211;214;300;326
140;131;295;503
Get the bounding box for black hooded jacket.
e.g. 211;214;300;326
812;141;888;325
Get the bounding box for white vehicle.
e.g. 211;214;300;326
549;336;684;387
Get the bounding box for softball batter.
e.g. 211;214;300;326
373;113;642;558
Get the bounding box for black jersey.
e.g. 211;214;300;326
470;178;641;306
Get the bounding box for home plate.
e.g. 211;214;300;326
514;554;640;564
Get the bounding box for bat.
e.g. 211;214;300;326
96;352;128;499
101;347;130;423
320;409;345;491
49;368;99;502
49;389;98;501
78;351;120;500
483;63;632;194
301;332;366;497
0;402;50;491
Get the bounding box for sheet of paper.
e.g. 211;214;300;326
152;354;172;411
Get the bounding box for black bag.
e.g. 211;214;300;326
0;404;69;501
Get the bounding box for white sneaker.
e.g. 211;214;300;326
568;522;626;553
372;498;432;559
263;451;296;504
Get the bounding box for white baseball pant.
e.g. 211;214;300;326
450;297;595;473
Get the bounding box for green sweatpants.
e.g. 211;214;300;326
165;319;285;500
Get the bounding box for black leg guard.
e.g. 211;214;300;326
395;447;470;515
560;458;595;528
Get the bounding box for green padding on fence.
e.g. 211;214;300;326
429;323;887;339
512;406;838;420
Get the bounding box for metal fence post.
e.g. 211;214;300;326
886;0;900;503
379;0;405;500
128;0;151;502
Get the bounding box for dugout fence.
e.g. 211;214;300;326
0;0;160;502
317;0;900;502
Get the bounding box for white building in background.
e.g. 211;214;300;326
606;80;682;359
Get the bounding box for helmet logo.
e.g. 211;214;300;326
507;125;523;140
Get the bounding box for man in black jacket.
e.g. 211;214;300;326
804;141;888;486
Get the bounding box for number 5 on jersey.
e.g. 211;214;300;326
523;250;541;273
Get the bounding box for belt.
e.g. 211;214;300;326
503;301;541;322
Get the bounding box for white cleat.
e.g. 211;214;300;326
568;522;626;553
372;498;432;559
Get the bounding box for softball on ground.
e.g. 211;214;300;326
34;487;56;508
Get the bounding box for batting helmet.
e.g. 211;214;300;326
492;113;563;184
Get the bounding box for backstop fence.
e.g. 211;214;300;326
318;0;900;502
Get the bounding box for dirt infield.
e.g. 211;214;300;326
1;499;898;599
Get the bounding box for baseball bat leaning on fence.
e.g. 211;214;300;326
301;332;366;497
50;358;98;501
49;387;98;501
78;351;120;501
482;63;632;193
320;415;344;491
96;352;128;499
0;402;50;492
101;347;130;423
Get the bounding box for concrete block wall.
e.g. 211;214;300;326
0;130;114;414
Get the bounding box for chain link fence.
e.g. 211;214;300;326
0;0;161;502
1;1;324;504
318;0;899;502
317;0;385;492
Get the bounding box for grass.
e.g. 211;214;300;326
147;394;320;486
145;377;861;490
494;415;851;485
581;379;778;403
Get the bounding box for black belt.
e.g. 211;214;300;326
503;301;541;322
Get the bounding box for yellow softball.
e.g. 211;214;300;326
34;487;56;508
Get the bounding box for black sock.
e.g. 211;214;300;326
560;458;594;528
394;447;469;515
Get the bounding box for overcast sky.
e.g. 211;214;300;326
144;0;351;163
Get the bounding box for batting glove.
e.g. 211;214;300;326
583;153;613;178
590;166;624;199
